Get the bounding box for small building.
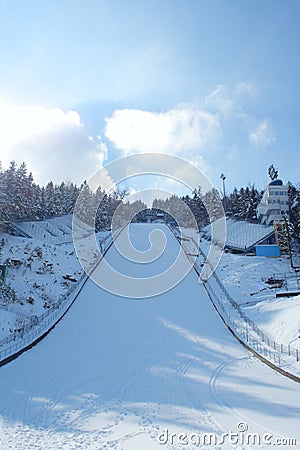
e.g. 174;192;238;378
256;244;281;257
256;179;289;226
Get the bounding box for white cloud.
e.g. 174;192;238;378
0;102;107;185
186;154;209;175
104;103;225;198
249;119;276;147
105;105;220;156
205;85;237;119
236;81;257;97
104;105;218;197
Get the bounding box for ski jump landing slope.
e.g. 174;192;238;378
0;224;299;450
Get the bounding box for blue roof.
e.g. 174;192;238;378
269;179;283;186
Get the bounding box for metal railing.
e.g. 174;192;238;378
171;227;299;370
193;237;300;364
0;230;116;364
0;276;85;362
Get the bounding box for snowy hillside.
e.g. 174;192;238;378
245;295;300;348
216;250;300;350
178;226;300;375
0;227;111;348
0;235;83;339
187;225;299;346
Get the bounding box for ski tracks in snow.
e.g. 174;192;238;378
176;357;223;434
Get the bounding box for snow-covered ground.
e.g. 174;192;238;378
197;233;300;352
0;228;111;344
181;226;300;357
245;294;300;349
217;251;300;351
0;224;299;450
0;235;83;339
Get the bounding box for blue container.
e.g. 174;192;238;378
256;245;280;257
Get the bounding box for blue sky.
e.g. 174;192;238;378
0;0;299;198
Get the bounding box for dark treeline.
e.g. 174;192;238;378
287;182;300;239
151;183;300;240
226;185;263;221
0;161;130;231
0;160;299;238
152;188;221;227
151;185;263;227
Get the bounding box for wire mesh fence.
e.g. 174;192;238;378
0;271;86;363
0;232;114;364
173;229;299;367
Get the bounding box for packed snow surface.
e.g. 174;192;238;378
0;224;299;449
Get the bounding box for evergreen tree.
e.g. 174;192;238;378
76;181;95;226
202;188;223;222
288;182;300;240
0;162;7;221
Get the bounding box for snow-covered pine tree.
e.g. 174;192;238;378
76;180;95;226
202;188;223;223
288;181;300;241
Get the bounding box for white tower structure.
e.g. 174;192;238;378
257;165;289;225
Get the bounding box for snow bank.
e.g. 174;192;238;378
245;295;300;348
0;228;114;362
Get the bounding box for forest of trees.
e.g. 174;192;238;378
0;161;137;231
151;185;264;227
151;183;300;240
0;160;299;239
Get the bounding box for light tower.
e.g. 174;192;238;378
220;173;226;212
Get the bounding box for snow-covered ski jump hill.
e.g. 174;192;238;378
0;224;299;449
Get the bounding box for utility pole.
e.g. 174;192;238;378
220;173;226;213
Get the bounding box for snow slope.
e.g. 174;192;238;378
0;235;83;340
245;295;300;348
213;245;300;351
0;224;299;449
182;227;300;355
0;229;111;359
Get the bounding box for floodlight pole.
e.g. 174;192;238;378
220;173;226;213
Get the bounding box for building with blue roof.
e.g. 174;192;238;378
256;178;289;225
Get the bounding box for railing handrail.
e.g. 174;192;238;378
172;227;299;367
0;230;117;364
